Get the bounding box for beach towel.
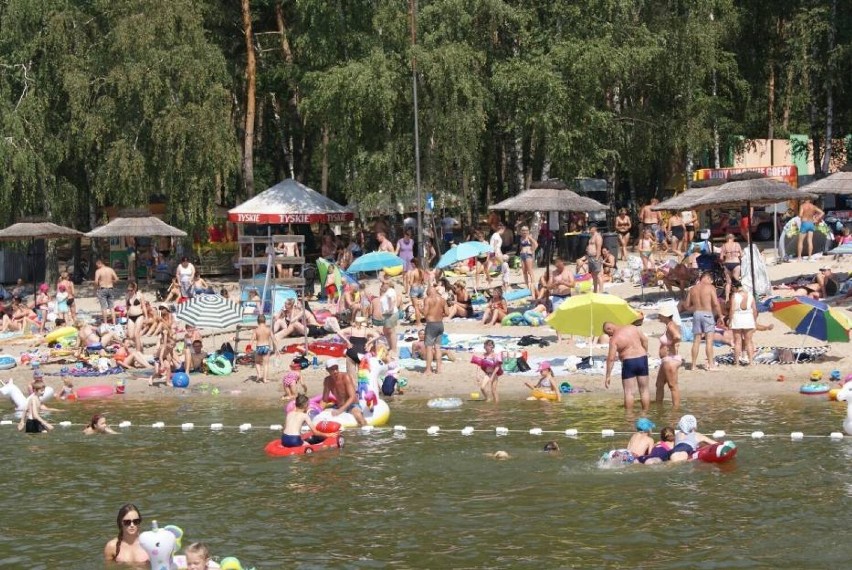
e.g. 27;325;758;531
714;346;828;366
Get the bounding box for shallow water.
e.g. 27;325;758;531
1;395;850;569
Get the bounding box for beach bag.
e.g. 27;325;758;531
217;342;235;364
515;357;531;373
502;358;518;373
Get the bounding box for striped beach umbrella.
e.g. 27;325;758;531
175;294;243;330
770;296;852;343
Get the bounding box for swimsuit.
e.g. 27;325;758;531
659;333;682;363
621;355;649;380
692;311;716;334
639;442;673;463
800;221;816;233
671;226;685;240
346;336;368;363
25;418;45;433
128;314;143;323
96;287;115;309
424;321;444;346
255;345;271;356
281;434;305;447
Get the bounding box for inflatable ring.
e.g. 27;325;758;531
427;397;463;409
800;382;830;395
76;385;115;400
265;433;343;457
313;398;390;428
692;441;738;463
384;265;403;277
0;355;16;370
531;389;558;401
206;355;233;376
45;326;77;345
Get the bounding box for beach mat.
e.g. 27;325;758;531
714;346;829;366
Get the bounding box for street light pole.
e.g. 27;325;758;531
409;0;424;260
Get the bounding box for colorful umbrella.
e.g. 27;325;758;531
347;252;404;274
770;296;852;343
546;293;641;337
175;294;243;330
436;241;492;269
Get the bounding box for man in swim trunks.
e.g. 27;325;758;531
797;198;824;260
184;339;208;373
639;199;662;238
322;358;367;426
250;315;276;383
586;224;603;293
684;271;723;371
603;321;650;413
94;258;119;325
547;258;575;309
422;286;450;375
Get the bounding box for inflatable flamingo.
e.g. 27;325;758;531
836;382;852;436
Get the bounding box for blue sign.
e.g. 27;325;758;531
426;193;434;212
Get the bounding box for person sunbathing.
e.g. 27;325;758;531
114;339;153;369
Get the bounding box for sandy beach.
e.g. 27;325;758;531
3;251;851;411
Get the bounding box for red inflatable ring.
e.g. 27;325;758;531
76;385;115;400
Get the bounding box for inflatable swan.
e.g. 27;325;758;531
836;382;852;436
1;379;54;412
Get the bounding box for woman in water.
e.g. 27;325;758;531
104;503;149;565
655;305;682;408
472;339;503;403
83;414;118;435
517;226;538;295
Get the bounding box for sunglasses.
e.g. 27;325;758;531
122;518;142;527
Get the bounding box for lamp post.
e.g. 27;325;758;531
409;0;424;260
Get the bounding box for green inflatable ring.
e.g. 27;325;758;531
501;312;523;326
206;355;233;376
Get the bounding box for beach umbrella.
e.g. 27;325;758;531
436;241;492;269
347;252;404;274
546;293;641;338
770;297;852;344
175;294;243;329
800;167;852;196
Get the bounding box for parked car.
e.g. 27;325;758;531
709;208;781;241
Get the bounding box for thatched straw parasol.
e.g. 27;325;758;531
86;209;187;238
800;164;852;196
0;219;82;241
489;179;607;213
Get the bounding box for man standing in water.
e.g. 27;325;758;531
422;286;449;375
603;321;650;413
684;271;723;371
322;359;367;426
586;224;604;293
94;259;119;325
797;198;824;260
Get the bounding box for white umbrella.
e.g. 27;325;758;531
175;294;243;330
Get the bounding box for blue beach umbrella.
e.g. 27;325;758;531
436;241;493;269
347;251;405;274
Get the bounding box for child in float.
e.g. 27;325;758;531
638;426;676;464
668;414;717;462
83;413;118;435
184;542;214;570
626;418;656;458
281;393;336;448
58;376;75;400
281;368;306;401
472;339;503;402
17;379;54;433
524;361;561;402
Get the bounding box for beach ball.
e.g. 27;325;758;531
171;372;190;388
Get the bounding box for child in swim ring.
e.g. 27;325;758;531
627;417;656;458
669;414;716;462
281;394;336;448
184;542;212;570
639;426;675;464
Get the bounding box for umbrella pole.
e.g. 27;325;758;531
797;306;819;364
747;201;756;295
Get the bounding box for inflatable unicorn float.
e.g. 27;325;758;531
139;521;253;570
836;382;852;436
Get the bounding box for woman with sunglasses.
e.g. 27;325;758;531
104;503;149;565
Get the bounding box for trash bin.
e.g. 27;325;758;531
602;232;620;255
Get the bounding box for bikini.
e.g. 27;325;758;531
519;238;533;261
346;335;368;363
127;296;144;323
659;331;682;363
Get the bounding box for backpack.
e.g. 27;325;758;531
218;342;235;364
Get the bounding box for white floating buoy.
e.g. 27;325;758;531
118;421;131;428
830;432;844;441
181;423;194;431
426;426;440;435
239;423;251;432
0;420;13;426
601;429;615;438
751;431;765;439
461;426;475;436
529;428;542;436
210;423;224;431
564;428;578;437
59;421;72;428
790;431;804;441
713;430;726;439
495;427;509;436
269;424;283;431
360;425;374;433
393;425;407;432
152;422;165;429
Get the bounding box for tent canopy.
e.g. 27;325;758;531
228;179;354;224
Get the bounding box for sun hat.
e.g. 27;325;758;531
658;306;675;318
635;418;655;432
537;361;552;372
325;358;341;370
677;414;697;434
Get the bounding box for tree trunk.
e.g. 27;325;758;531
513;130;524;193
767;64;775;139
320;125;330;195
275;2;294;63
808;45;822;176
821;0;836;175
241;0;256;197
782;61;794;131
541;153;551;180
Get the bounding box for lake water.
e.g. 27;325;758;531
1;394;850;569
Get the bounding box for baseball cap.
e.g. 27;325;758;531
635;418;655;432
537;361;552;372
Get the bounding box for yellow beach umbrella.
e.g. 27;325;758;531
546;293;640;337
